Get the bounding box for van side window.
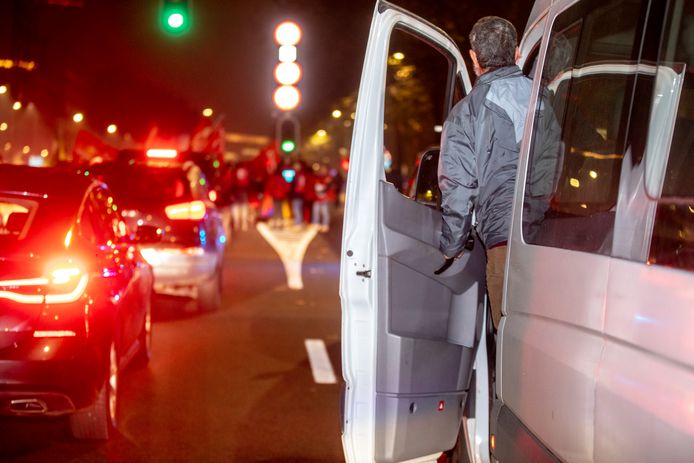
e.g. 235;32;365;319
522;0;649;254
383;27;460;196
649;2;694;271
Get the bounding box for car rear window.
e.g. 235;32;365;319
0;197;38;242
96;166;192;201
0;194;76;253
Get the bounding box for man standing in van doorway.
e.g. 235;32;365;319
438;16;532;329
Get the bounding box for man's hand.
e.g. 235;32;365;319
434;251;463;275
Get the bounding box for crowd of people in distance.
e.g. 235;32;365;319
223;158;343;234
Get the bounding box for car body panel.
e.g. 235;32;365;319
0;165;153;417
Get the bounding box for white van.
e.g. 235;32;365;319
339;0;694;462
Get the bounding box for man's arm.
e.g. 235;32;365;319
438;103;478;258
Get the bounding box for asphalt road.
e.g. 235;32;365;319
0;220;345;462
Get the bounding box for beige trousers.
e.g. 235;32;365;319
486;245;507;329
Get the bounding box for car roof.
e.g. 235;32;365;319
0;165;93;200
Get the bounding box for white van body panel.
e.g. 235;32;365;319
503;0;694;461
595;260;694;462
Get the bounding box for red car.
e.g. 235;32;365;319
0;165;155;439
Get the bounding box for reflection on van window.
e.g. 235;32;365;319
649;1;694;271
523;0;647;254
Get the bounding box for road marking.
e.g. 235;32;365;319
304;339;337;384
257;223;319;290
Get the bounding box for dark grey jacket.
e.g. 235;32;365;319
439;65;532;256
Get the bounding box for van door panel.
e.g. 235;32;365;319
375;181;485;461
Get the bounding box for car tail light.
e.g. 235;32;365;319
165;200;206;220
0;260;88;305
146;148;177;159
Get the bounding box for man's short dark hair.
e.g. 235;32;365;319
469;16;518;70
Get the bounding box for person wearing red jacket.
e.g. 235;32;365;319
311;165;334;232
266;170;291;229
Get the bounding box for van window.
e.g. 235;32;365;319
383;27;461;195
522;0;649;253
649;0;694;271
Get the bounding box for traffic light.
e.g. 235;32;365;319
278;117;297;155
160;0;191;34
280;139;296;153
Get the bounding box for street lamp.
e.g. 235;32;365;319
107;124;118;134
273;85;301;111
202;108;213;117
0;85;7;94
273;21;302;112
274;21;302;46
331;110;342;119
73;113;84;123
12;102;21;111
274;62;301;86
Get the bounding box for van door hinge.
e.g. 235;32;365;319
356;270;371;278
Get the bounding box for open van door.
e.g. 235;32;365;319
340;2;486;462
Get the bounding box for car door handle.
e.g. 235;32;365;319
356;270;371;278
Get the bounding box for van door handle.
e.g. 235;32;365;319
356;270;371;278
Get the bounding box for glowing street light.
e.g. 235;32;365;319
0;123;7;132
72;113;84;123
275;21;302;46
273;20;302;114
393;52;405;60
12;102;21;111
0;85;6;94
279;45;297;63
202;107;213;117
274;62;302;85
107;124;118;134
332;110;342;119
273;85;301;111
316;129;327;138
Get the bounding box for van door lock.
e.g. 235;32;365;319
356;270;371;278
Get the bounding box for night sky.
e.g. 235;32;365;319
3;0;533;142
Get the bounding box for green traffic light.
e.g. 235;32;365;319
281;139;296;153
167;13;185;29
161;5;190;34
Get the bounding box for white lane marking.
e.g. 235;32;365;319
304;339;337;384
257;222;319;290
